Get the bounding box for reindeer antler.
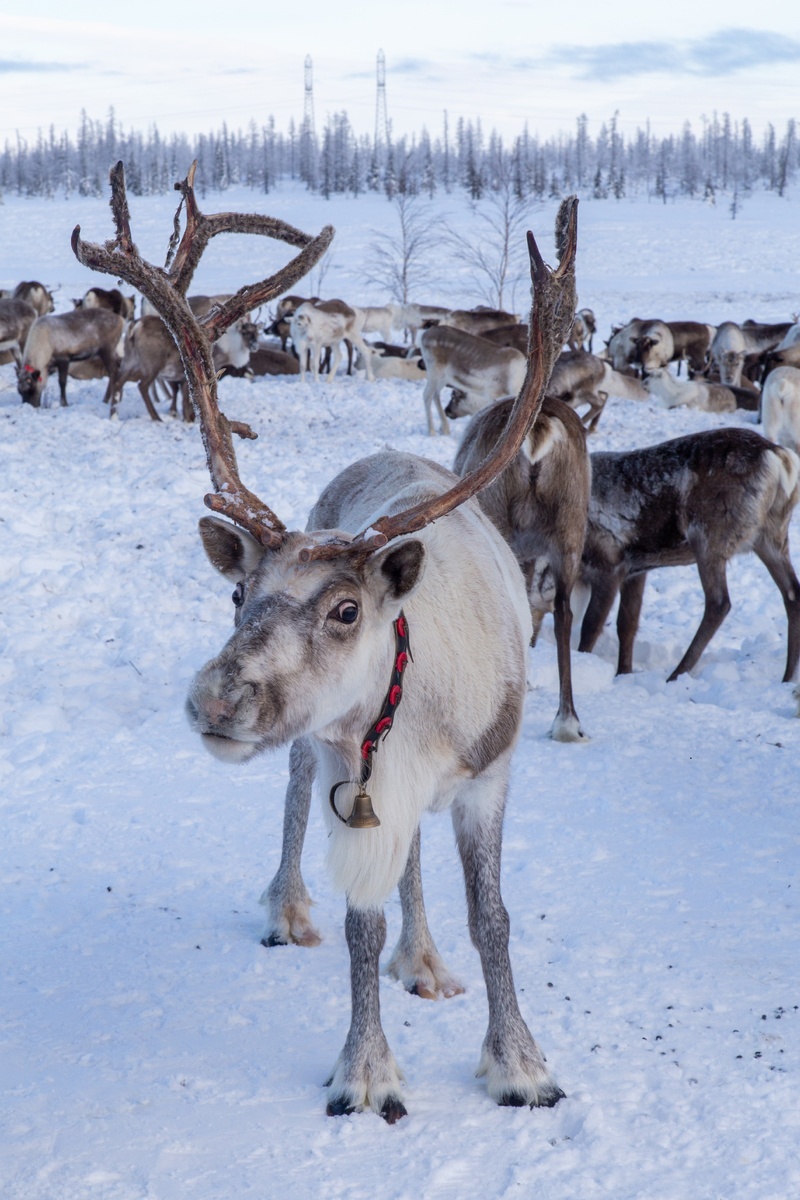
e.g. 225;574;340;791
72;160;334;547
301;196;579;562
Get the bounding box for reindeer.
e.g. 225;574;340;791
578;429;800;683
454;396;590;741
762;323;800;380
480;323;530;354
17;309;123;408
546;351;647;432
710;321;792;388
643;366;759;413
568;307;596;352
221;345;301;378
440;308;522;337
289;299;373;383
635;320;715;376
418;325;527;435
603;318;645;373
74;286;136;320
114;313;261;420
447;349;646;434
12;281;54;316
356;345;427;381
762;367;800;455
74;162;578;1122
0;297;38;366
387;302;451;342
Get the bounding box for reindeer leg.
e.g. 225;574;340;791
585;390;608;434
181;381;194;424
137;379;162;422
351;333;374;381
578;574;620;654
616;573;647;675
550;575;588;742
668;551;731;681
386;825;464;999
422;378;439;436
452;767;564;1108
752;537;800;682
56;359;69;406
259;737;321;948
326;904;406;1123
326;342;342;383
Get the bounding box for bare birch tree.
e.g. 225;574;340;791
363;193;440;304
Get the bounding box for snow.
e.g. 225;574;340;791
1;184;799;1199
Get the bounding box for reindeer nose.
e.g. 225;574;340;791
202;696;236;724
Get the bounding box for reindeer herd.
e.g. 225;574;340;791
4;167;800;1125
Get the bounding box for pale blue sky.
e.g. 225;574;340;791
1;3;798;143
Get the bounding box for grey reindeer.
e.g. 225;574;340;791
74;163;579;1123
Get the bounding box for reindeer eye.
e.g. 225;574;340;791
232;583;245;607
329;600;359;624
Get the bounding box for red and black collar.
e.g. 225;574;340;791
329;611;411;827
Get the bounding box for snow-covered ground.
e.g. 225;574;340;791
1;184;799;1199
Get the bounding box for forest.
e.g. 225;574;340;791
2;106;797;206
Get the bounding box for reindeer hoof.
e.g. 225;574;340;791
498;1084;566;1109
380;1096;408;1124
261;933;288;948
326;1097;357;1118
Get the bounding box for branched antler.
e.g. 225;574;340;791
72;160;333;546
301;196;579;562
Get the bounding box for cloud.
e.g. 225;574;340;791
0;59;83;73
543;28;800;81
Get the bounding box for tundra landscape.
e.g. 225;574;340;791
1;179;799;1198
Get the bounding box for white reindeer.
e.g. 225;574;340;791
290;299;375;382
643;366;749;413
762;366;800;455
75;164;578;1124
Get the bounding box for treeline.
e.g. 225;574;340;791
1;108;797;204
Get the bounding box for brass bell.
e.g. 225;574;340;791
346;787;381;829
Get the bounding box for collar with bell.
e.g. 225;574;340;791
329;611;411;829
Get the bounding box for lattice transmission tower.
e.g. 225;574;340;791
374;49;389;154
303;54;316;140
299;54;318;186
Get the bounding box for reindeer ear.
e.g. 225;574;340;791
199;516;264;582
368;539;426;606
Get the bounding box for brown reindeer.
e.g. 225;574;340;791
17;309;123;408
579;429;800;682
454;396;591;741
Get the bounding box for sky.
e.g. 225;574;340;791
1;3;798;147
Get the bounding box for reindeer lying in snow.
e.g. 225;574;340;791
74;163;579;1122
579;428;800;682
355;345;427;381
644;366;758;413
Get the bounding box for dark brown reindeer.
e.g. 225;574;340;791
578;429;800;683
454;395;591;742
74;162;579;1123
